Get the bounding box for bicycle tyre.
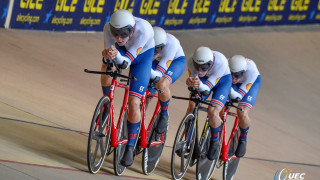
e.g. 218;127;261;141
113;111;128;176
142;112;167;175
223;128;240;180
87;96;112;174
196;118;219;180
171;113;196;180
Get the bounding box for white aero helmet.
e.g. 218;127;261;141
192;47;213;71
110;9;135;29
153;26;167;47
229;55;247;73
109;9;135;38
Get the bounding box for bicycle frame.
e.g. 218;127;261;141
85;66;165;157
140;90;162;148
107;79;163;149
219;105;240;162
109;78;130;147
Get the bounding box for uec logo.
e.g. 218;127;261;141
274;168;306;180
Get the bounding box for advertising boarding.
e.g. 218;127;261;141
5;0;320;31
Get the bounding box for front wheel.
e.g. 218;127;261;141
196;118;219;180
171;113;196;180
142;112;167;175
113;111;128;176
87;96;112;174
223;128;240;180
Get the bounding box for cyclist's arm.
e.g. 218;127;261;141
151;68;162;79
200;55;228;92
230;87;242;99
114;52;131;69
237;69;259;97
155;39;177;75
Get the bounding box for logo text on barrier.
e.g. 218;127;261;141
114;0;134;12
219;0;237;13
83;0;105;13
20;0;43;10
168;0;188;14
140;0;160;15
55;0;78;12
291;0;309;11
193;0;211;14
267;0;286;11
241;0;261;12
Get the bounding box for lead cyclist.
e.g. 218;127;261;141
228;55;261;157
101;9;154;167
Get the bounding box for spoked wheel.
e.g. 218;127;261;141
171;114;196;180
223;128;240;180
142;112;167;175
196;118;219;180
113;111;128;176
87;96;112;174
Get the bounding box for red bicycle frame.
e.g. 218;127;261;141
107;78;163;149
219;107;240;162
140;90;162;148
109;78;130;147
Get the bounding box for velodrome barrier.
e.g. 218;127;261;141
1;0;320;31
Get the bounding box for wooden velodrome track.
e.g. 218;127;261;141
1;25;320;179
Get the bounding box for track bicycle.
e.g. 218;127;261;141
171;88;217;180
85;59;167;176
216;98;244;180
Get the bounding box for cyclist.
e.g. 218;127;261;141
101;9;154;167
228;55;261;157
186;46;231;160
147;26;186;134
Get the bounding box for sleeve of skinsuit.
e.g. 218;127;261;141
151;68;162;79
237;59;260;98
230;87;242;99
155;34;178;76
123;18;154;64
199;53;229;92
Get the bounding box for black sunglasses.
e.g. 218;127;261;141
154;45;164;54
110;25;132;38
193;60;212;72
231;71;244;79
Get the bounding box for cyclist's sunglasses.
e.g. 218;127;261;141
154;45;164;54
193;60;212;72
231;71;244;79
110;25;133;38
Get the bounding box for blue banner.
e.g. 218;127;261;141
7;0;320;31
0;0;10;27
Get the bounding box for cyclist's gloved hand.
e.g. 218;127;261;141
188;87;201;99
119;61;128;69
153;76;160;83
232;97;241;103
200;90;209;97
102;57;114;71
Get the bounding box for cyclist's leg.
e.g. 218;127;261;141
156;56;186;133
146;60;159;109
235;75;261;157
121;48;153;167
207;74;232;160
